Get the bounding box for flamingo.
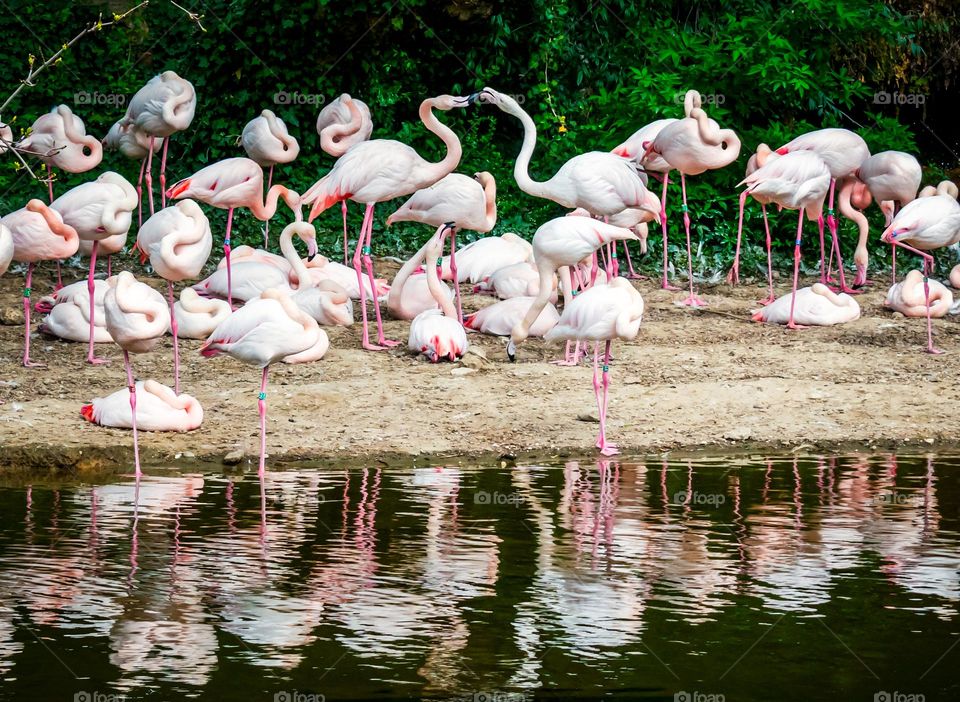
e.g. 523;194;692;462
407;226;468;362
737;150;831;328
288;280;354;327
103;272;172;486
386;171;497;321
881;194;960;353
122;71;197;213
0;224;12;277
885;270;953;318
613;118;678;284
473;261;558;303
463;296;559;338
82;380;203;432
136;199;213;393
3;199;79;366
241;109;300;247
38;279;113;343
166;156;302;306
641;90;741;306
171;288;231;339
568;200;660;277
303;256;389;300
316;94;374;264
301;92;477;350
102;119;161;229
438;232;534;284
544;277;645;455
505;215;641;361
200;287;325;484
51;172;137;364
79;233;125;277
752;284;860;326
387;231;454;321
774;128;870;292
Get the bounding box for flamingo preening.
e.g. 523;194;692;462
241;109;300;247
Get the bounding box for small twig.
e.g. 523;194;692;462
170;0;207;31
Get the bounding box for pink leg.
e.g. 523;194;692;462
826;197;858;294
360;205;399;348
224;208;234;308
48;170;64;292
596;340;618;456
679;173;706;307
107;255;112;278
137;158;146;230
258;366;269;477
817;214;828;284
887;237;941;354
591;343;603;428
167;281;180;394
891;246;898;286
264;164;273;249
759;204;775;305
727;190;748;285
341;200;349;266
55;262;63;291
449;227;463;324
124;351;143;482
87;241;108;364
659;174;679;290
787;208;807;330
623;238;642;279
22;264;44;367
144;137;156;216
159;137;169;209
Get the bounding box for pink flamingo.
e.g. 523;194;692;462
774;128;870;292
51;172;137;364
641;90;741;306
737;150;831;328
544;277;645;455
438;232;533;284
122;71;197;213
38;278;113;343
166;156;302;307
387;171;497;321
103;271;172;486
301;92;476;350
569;199;660;278
241;109;300;247
82;380;203;432
752;284;860;326
505;216;641;361
136;199;213;393
464;296;559;338
613;118;678;284
387;232;455;321
200;287;324;482
407;226;468;362
102;119;161;230
881;194;960;353
3;199;79;366
79;233;125;277
171;288;231;339
316;94;374;264
0;224;12;277
885;270;953;318
473;261;558;302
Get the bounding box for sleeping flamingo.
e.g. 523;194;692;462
123;71;197;213
136;199;213;393
166;156;302;306
303;255;388;300
544;277;645;455
407;226;468;362
438;232;533;284
83;380;203;432
641;90;741;306
288;280;354;327
881;194;960;353
104;272;172;487
386;171;497;321
387;232;454;321
885;270;953;318
38;278;113;343
473;261;558;303
464;296;559;338
752;284;860;326
301;92;477;350
171;288;231;339
3;200;79;366
51;172;137;364
241;109;300;247
102;119;161;229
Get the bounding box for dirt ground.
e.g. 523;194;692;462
1;260;958;474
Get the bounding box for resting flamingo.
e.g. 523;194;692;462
387;171;497;321
544;277;645;455
51;172;137;364
407;226;468;362
464;296;559;338
3;200;79;366
104;272;172;487
83;380;203;432
166;156;302;306
752;284;860;326
881;194;960;353
241;109;300;247
38;278;113;343
885;270;953;318
103;119;161;229
136;199;213;393
568;199;660;278
473;261;558;303
0;224;12;277
172;288;231;339
641;90;741;306
387;231;454;321
316;94;374;264
122;71;197;212
438;232;533;284
301;92;476;350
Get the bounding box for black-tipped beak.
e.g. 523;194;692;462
462;92;480;105
307;253;317;262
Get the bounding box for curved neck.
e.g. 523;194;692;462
28;200;78;244
321;97;363;154
418;98;462;183
387;231;438;318
270;289;317;337
250;184;301;222
481;176;497;229
161;208;209;261
837;178;869;251
279;226;312;288
503;100;551;199
425;230;457;319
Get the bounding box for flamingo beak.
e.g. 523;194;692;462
306;239;318;261
166;179;191;199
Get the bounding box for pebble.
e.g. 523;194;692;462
222;449;244;465
0;305;24;326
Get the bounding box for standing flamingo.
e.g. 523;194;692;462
103;119;161;230
881;195;960;353
544;277;644;455
123;71;197;213
3;200;79;366
316;94;373;264
166;157;302;307
241;109;300;247
51;172;137;364
136;199;213;393
103;272;172;487
407;226;469;362
386;171;497;321
0;224;12;277
641;90;741;306
301;92;476;350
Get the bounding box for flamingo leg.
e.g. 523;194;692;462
145;136;156;216
107;255;112;278
353;204;397;350
264;164;273;249
623;238;641;279
137;158;145;230
124;351;142;483
817;214;828;284
659;173;679;290
679;173;706;307
258;366;269;478
787;208;808;330
360;205;399;349
48;169;64;292
22;263;44;367
448;226;463;324
167;281;180;394
159;137;169;209
759;204;775;306
341;200;349;266
598;339;618;456
891;246;898;286
224;207;234;308
826;198;858;294
591;342;603;435
886;237;941;354
728;189;748;285
86;241;108;365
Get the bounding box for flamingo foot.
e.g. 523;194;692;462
625;272;647;281
87;355;110;365
757;294;777;307
786;322;809;331
376;337;401;348
926;346;945;356
827;283;863;295
550;358;580;366
362;339;398;351
23;359;46;368
661;281;682;291
725;267;740;286
680;294;708;307
598;443;620;456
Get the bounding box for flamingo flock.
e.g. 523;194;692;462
2;74;959;483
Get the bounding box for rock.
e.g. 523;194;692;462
0;305;24;326
723;427;752;441
450;367;476;376
459;348;489;370
223;449;244;465
577;413;600;423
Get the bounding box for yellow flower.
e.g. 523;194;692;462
558;115;567;134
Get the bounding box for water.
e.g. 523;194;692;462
0;453;958;701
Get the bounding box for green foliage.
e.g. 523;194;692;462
0;0;955;277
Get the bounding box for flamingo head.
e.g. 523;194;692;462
434;93;478;111
166;177;193;200
851;181;873;210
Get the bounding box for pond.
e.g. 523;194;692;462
0;453;957;701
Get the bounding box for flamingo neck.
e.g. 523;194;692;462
417;98;462;184
250;184;300;222
425;227;457;319
279;227;312;289
503;100;551;200
482;177;498;230
321;98;363;154
387;231;439;319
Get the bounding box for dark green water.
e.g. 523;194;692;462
0;454;958;701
